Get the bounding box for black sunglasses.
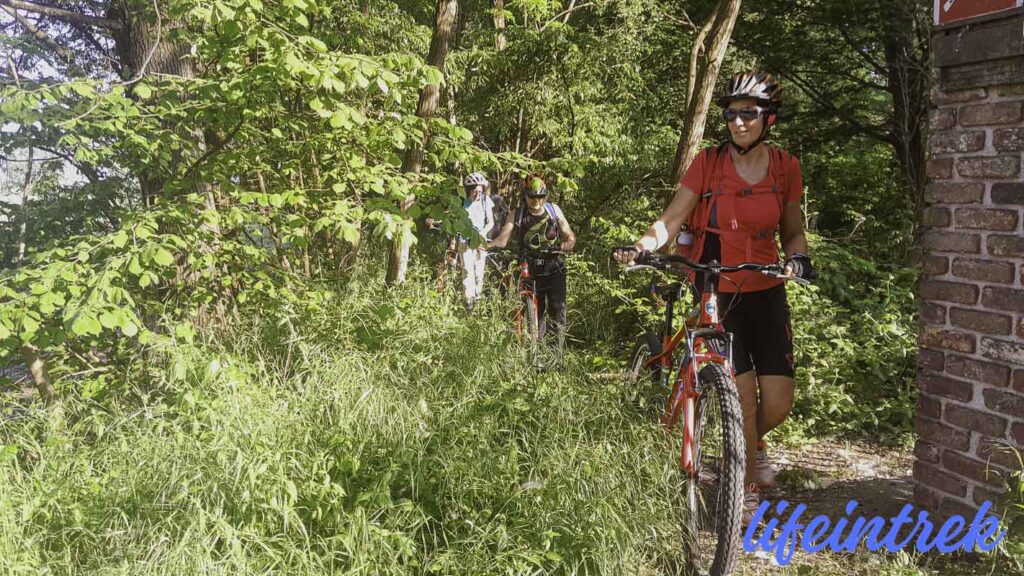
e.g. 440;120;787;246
525;193;547;199
723;107;765;122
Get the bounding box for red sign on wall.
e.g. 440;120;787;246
935;0;1022;25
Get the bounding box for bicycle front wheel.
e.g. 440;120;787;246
682;363;745;576
524;296;540;343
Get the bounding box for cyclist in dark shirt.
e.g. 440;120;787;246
489;175;576;347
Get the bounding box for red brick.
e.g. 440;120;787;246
932;88;987;105
973;485;1007;508
915;484;943;512
922;255;950;276
982;286;1024;314
930;108;957;131
951;258;1015;283
916;417;971;451
925;181;982;203
940;497;979;519
981;337;1024;365
941;450;1006;486
920;280;979;305
917;348;945;371
949;307;1013;335
991;182;1024;204
919;327;976;353
994;127;1024;152
922;231;981;253
959;102;1023;126
983;389;1024;419
922;207;951;228
946;403;1008;436
915;439;941;463
1012;422;1024;448
927;158;954;180
919;393;943;419
919;373;974;402
917;457;962;494
920;302;947;324
914;461;968;496
956;156;1021;179
931;130;986;153
988;235;1024;257
1014;370;1024;393
954;208;1019;231
996;84;1024;96
945;354;1011;387
978;437;1022;471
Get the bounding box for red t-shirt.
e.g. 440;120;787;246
679;145;803;292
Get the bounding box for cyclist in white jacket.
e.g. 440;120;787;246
460;172;493;312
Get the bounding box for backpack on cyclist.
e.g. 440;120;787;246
685;143;792;264
488;194;509;241
513;202;561;248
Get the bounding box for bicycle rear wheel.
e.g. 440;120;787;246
681;363;745;576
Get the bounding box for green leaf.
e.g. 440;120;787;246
329;110;351;129
134;84;153;99
121;318;138;337
153;248;175;267
422;67;443;86
295;12;309;28
99;310;121;330
72;313;102;337
128;256;143;275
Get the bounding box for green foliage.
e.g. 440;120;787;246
0;272;689;574
784;236;918;440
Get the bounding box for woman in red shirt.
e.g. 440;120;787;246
618;71;815;524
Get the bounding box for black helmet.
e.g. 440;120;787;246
717;71;781;112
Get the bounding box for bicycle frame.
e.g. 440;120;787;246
644;270;734;475
513;260;539;337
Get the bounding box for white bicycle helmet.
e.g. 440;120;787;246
463;172;489;188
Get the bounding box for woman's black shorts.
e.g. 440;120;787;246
717;284;795;378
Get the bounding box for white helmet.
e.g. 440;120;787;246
463;172;489;188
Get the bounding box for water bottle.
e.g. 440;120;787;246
676;225;693;247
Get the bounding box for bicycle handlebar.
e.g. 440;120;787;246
491;247;566;259
611;246;810;284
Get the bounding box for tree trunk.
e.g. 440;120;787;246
669;0;742;195
20;343;56;405
492;0;506;50
885;0;929;215
17;147;32;263
385;0;459;286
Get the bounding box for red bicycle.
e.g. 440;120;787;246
616;249;806;576
491;247;563;346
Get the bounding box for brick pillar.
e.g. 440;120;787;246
916;10;1024;518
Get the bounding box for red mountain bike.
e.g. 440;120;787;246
616;249;806;576
491;247;563;345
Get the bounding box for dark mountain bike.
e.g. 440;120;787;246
615;248;807;576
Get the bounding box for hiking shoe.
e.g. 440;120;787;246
742;483;760;526
754;447;776;489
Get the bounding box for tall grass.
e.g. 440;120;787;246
1;266;691;575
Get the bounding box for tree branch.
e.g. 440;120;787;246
0;0;121;30
1;5;73;60
786;70;892;144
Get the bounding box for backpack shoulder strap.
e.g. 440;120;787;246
545;203;559;224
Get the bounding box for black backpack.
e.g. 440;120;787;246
488;194;509;241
